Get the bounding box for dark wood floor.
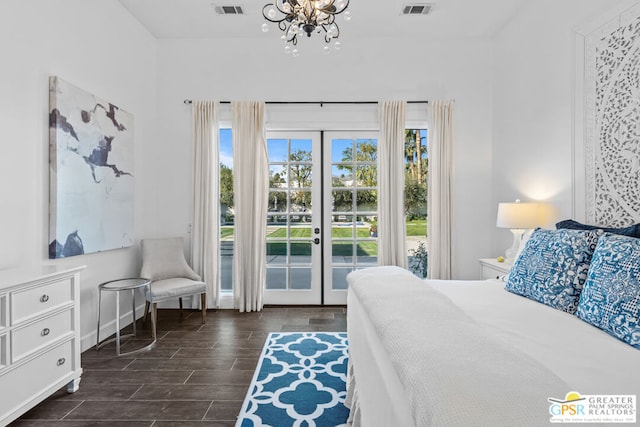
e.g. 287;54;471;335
12;307;347;426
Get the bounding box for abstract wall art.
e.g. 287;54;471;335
49;76;134;258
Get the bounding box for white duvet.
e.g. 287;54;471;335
346;266;640;427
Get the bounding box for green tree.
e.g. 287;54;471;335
404;177;427;220
337;140;377;187
220;163;234;223
288;149;312;209
288;149;312;188
403;129;428;220
220;163;234;208
405;129;427;182
268;190;287;212
270;171;286;187
268;168;287;212
405;130;416;179
335;140;378;214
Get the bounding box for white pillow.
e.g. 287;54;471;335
140;237;201;281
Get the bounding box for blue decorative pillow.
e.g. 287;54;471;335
505;228;601;313
576;233;640;349
556;219;640;238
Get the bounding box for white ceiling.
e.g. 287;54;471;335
118;0;527;40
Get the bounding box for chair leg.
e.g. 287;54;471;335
143;301;150;323
153;303;158;331
151;302;157;339
179;297;183;317
200;293;206;324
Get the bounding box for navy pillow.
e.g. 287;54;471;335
505;228;601;313
576;233;640;349
556;219;640;238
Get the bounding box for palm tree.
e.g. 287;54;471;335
404;130;416;179
415;129;422;182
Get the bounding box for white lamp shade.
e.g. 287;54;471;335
496;202;543;229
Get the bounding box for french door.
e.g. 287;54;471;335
263;131;378;305
264;132;322;305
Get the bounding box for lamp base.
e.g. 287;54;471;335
505;229;526;262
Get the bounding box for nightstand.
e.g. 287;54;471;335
479;258;512;280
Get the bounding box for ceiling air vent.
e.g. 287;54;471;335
213;5;245;15
402;4;433;15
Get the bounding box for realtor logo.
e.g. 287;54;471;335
549;391;636;423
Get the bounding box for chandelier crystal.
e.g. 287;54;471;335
262;0;351;52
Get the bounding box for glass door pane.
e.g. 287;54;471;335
263;132;321;305
219;128;234;292
405;128;429;278
323;132;379;305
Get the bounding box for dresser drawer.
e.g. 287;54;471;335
11;309;73;362
11;278;72;324
0;294;6;333
481;265;507;280
0;340;73;423
0;334;6;370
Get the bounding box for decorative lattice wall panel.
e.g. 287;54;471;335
584;4;640;226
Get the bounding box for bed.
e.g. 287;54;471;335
345;230;640;426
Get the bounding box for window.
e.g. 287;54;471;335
219;128;234;291
405;129;428;278
217;127;426;292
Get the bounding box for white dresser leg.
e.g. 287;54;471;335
66;377;81;393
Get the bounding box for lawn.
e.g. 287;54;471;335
406;219;427;237
221;227;234;239
267;226;373;239
223;219;426;257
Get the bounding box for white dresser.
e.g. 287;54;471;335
0;265;84;426
478;258;512;280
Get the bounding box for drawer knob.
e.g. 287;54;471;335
40;294;50;303
57;358;66;366
41;328;51;336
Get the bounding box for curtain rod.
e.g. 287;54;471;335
183;100;428;106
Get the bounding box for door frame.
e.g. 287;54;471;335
322;131;379;305
262;130;380;306
263;131;323;305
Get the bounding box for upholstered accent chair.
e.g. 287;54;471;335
140;237;207;336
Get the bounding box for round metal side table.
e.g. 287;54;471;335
96;277;156;356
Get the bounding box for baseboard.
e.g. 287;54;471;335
80;303;148;352
80;299;239;352
218;293;234;309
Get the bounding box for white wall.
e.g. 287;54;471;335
490;0;634;256
0;2;510;352
156;36;495;279
0;0;158;350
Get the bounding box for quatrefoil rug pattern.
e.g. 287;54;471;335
237;332;349;427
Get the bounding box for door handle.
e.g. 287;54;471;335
313;238;320;245
314;228;320;234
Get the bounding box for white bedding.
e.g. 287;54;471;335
346;266;640;427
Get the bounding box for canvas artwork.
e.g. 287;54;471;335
49;76;134;259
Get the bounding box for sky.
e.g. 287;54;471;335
218;129;427;169
220;128;233;167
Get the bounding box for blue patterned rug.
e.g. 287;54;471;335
236;332;350;427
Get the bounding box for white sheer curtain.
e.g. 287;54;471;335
191;101;219;308
231;101;268;312
427;100;454;279
377;101;407;268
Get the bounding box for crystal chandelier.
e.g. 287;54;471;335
261;0;351;55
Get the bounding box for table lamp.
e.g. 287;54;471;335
496;200;543;262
